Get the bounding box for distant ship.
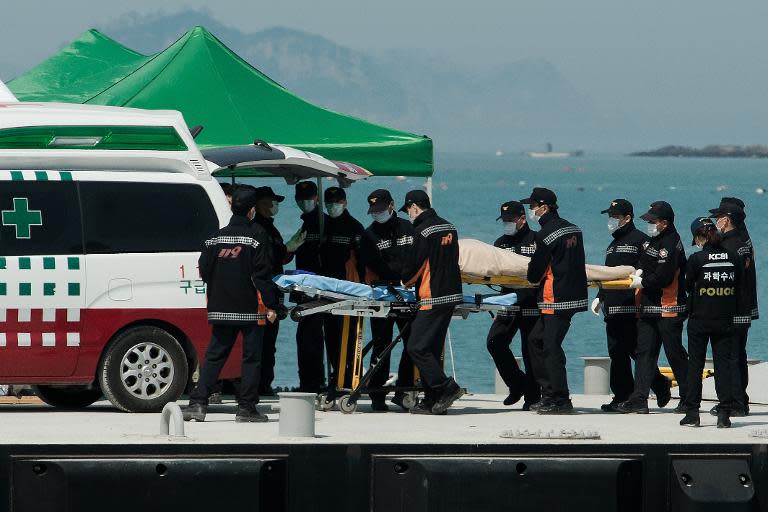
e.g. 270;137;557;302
526;143;583;158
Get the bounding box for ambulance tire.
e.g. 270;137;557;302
32;385;103;410
100;327;189;413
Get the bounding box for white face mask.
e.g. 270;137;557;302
371;210;392;224
327;202;345;218
297;199;316;213
503;222;518;236
715;217;727;234
647;223;659;237
607;218;620;233
527;207;541;224
270;201;280;216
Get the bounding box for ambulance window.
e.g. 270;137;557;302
0;180;83;256
80;182;218;253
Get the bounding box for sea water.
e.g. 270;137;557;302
266;153;767;394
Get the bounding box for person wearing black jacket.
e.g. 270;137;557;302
183;186;278;423
680;217;747;428
593;199;672;412
710;199;754;416
486;200;541;409
292;180;325;392
619;201;689;414
401;190;464;415
321;187;367;390
522;188;588;415
360;189;416;411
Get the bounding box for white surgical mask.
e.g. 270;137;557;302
647;223;659;237
270;200;280;216
715;217;727;234
297;199;316;213
327;202;345;218
503;222;518;236
371;210;392;224
607;218;620;233
527;208;541;224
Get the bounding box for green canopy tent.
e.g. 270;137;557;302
9;27;433;177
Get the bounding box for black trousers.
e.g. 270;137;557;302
605;317;669;402
631;316;688;402
324;314;360;389
528;313;573;404
368;317;414;401
714;325;750;407
486;313;541;404
191;324;264;407
296;315;325;393
406;305;454;398
683;320;739;412
259;320;279;393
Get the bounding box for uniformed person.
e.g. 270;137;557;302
183;186;278;423
593;199;672;412
360;189;416;411
618;201;689;414
401;189;464;415
320;187;367;390
679;217;746;428
710;197;756;416
485;200;541;409
291;180;324;392
522;188;588;415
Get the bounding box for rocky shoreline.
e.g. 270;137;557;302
632;145;768;158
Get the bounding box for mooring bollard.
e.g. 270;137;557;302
582;357;611;395
159;402;185;437
278;392;316;437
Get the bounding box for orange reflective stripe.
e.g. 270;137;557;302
418;260;432;311
541;264;554;315
257;291;266;326
661;270;680;318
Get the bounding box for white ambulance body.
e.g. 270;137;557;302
0;102;368;412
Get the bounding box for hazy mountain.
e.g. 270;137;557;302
101;10;639;151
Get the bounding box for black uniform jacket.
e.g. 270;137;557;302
598;221;647;319
320;209;366;282
251;213;288;276
720;229;755;325
294;209;325;274
526;211;588;315
199;215;278;325
685;241;749;328
493;224;539;317
638;224;687;317
737;225;759;320
402;209;463;310
361;213;416;283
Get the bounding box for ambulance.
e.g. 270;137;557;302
0;102;369;412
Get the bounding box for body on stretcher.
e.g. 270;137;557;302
461;273;633;290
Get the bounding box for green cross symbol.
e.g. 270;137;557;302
2;197;43;239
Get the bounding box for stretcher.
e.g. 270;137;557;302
275;273;517;413
461;273;633;290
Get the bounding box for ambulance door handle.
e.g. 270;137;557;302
108;278;133;301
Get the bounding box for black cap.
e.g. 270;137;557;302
690;216;714;245
721;196;745;210
497;200;525;221
253;186;285;203
601;198;633;217
231;186;257;216
367;189;394;213
324;186;346;203
640;201;675;222
710;200;745;218
520;187;557;207
399;189;431;212
295;181;318;200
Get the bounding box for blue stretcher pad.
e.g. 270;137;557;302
274;274;517;306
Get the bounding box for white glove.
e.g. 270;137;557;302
285;229;307;252
590;297;602;316
629;269;644;289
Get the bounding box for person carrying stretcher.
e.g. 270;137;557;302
400;190;464;415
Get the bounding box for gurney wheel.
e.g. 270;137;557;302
317;393;336;412
289;308;304;322
402;392;418;410
339;395;357;414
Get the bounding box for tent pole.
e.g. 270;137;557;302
316;177;325;240
425;177;433;205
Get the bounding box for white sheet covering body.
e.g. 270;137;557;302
458;239;634;281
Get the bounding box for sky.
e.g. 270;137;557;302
1;1;767;146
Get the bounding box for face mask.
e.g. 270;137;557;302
503;222;518;236
327;203;345;218
371;210;392;224
607;218;620;233
647;223;659;237
527;207;541;224
715;217;727;234
270;201;279;216
297;199;316;213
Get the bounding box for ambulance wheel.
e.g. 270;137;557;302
339;395;357;414
32;385;103;410
100;326;188;413
317;392;336;411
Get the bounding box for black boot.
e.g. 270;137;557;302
235;405;268;423
410;400;446;415
431;378;464;414
370;397;390;413
503;388;524;406
617;399;649;414
182;402;207;422
717;411;732;428
537;400;574;415
656;377;672;408
600;399;622;413
679;412;700;427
